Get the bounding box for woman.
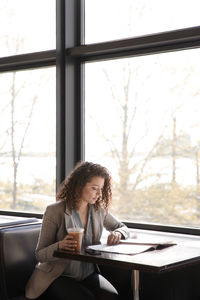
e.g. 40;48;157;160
25;161;129;300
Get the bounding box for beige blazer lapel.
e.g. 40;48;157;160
91;206;104;244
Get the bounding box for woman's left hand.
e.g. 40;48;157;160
107;231;122;245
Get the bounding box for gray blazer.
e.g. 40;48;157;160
25;201;129;299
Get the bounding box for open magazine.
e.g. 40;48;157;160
87;238;176;255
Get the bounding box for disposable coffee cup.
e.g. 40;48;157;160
67;228;84;252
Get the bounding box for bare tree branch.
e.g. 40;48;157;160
88;114;121;164
17;95;37;163
131;134;163;190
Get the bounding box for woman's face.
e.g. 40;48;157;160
79;176;105;206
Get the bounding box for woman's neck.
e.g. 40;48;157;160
77;201;88;214
77;201;89;230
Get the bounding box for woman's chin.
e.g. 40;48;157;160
91;199;97;204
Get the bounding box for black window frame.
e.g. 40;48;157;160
1;0;200;235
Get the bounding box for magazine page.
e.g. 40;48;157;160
119;237;175;246
87;243;155;255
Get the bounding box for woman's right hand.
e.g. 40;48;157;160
58;235;77;251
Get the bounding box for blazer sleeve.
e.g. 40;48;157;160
103;211;130;239
35;206;61;262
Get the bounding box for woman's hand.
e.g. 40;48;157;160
107;231;122;245
58;235;77;251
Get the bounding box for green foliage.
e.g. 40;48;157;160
111;182;200;227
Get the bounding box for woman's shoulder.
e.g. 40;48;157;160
44;200;65;216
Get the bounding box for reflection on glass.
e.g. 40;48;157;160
0;0;55;57
0;67;56;213
85;0;200;43
85;48;200;227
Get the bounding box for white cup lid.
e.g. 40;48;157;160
67;228;84;233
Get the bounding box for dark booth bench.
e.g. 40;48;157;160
0;222;41;300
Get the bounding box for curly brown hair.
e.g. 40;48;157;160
56;161;112;212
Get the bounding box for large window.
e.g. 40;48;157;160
1;0;200;232
81;2;200;230
0;0;56;214
85;49;200;227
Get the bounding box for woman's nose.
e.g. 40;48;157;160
97;189;100;195
97;189;102;196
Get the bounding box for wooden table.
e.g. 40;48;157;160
54;244;200;300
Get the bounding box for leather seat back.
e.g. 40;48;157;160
0;222;41;300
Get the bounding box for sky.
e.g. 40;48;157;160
85;0;200;44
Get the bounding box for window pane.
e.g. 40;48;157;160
85;0;200;43
85;48;200;228
0;67;56;213
0;0;55;57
